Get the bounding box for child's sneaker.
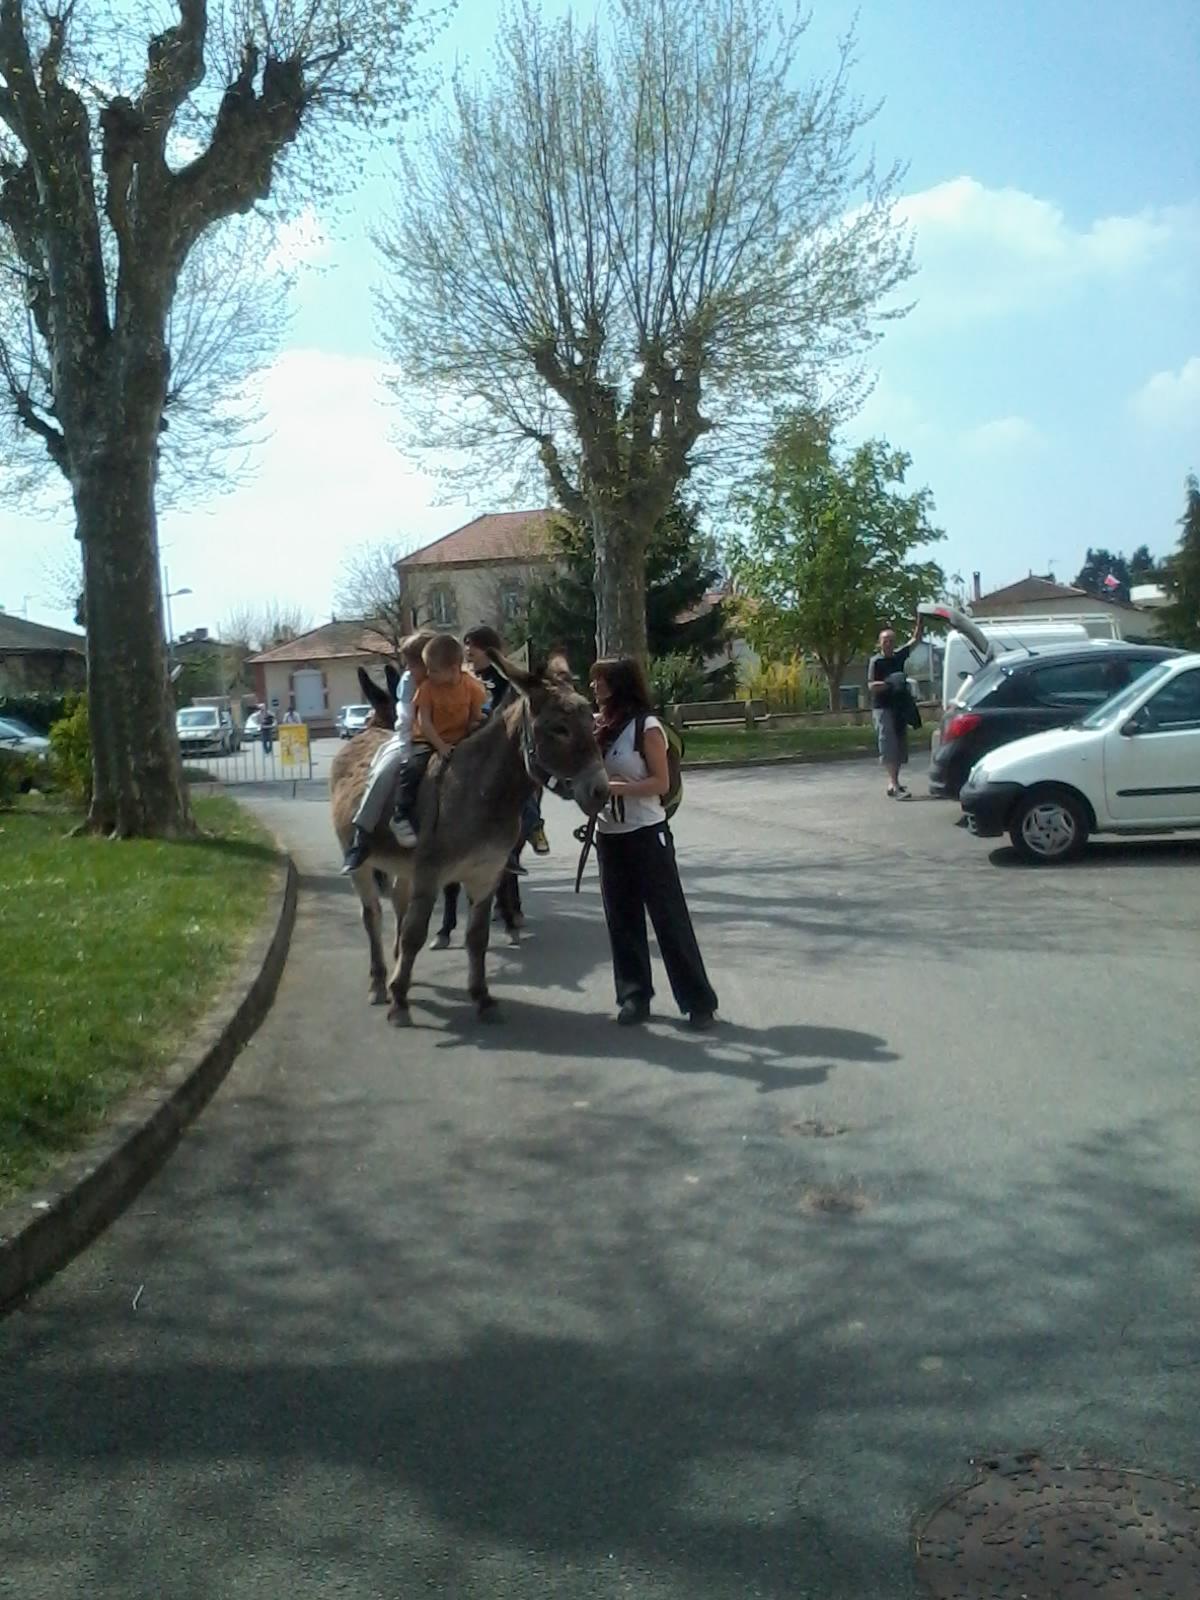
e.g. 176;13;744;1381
341;827;372;874
391;816;417;847
529;822;550;855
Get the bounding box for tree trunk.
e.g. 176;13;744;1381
822;658;848;712
592;507;649;661
75;443;193;838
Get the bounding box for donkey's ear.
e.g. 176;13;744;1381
384;662;401;700
490;650;540;694
357;666;392;716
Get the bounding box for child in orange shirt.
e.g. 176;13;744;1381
393;633;485;834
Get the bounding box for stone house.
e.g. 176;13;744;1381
247;620;397;733
395;511;557;636
969;574;1162;638
0;612;87;696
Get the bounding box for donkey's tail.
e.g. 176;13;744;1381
372;869;389;893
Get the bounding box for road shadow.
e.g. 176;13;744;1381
406;992;897;1094
988;837;1200;870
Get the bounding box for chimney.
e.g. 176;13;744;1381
972;571;981;603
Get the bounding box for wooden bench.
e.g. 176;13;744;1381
668;698;769;730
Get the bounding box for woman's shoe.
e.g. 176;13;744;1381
617;999;651;1026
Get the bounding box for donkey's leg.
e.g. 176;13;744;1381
464;891;501;1019
352;865;389;1005
390;871;410;962
387;868;438;1026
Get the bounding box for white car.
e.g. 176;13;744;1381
339;704;374;739
176;705;235;756
961;653;1200;862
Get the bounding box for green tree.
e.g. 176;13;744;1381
1074;548;1132;601
378;0;913;661
732;412;944;708
1128;544;1159;585
1159;475;1200;649
0;0;423;835
525;499;736;695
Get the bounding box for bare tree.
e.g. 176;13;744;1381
333;540;407;654
378;0;913;660
0;213;292;517
0;0;425;836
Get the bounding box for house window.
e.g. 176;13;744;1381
500;582;525;624
426;586;457;627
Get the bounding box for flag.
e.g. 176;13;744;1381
1102;573;1120;591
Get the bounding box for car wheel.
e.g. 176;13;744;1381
1009;788;1089;864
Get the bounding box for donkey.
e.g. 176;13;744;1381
330;654;608;1024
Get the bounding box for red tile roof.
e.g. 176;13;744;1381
247;620;397;665
397;510;555;569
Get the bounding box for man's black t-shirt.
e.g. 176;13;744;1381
867;644;912;707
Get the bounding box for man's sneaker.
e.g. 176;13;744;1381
529;823;550;855
340;827;372;875
391;816;417;847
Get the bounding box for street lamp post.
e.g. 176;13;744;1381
162;565;192;670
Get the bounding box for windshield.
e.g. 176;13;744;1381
1080;662;1173;729
177;708;219;728
348;705;371;718
0;716;40;739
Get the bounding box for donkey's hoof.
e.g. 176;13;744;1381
369;984;388;1006
505;927;521;947
475;994;502;1024
387;1002;412;1028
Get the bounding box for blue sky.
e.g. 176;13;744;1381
3;0;1197;635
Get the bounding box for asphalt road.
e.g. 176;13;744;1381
3;760;1198;1599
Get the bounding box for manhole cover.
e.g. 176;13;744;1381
798;1184;867;1217
915;1454;1200;1598
790;1118;848;1138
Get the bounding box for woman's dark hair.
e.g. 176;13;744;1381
590;655;652;717
463;624;504;653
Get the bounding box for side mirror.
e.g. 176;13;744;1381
1120;718;1142;738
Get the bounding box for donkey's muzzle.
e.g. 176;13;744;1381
572;763;610;818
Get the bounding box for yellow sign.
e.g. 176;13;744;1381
278;723;310;770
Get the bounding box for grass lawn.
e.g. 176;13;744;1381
682;721;935;764
0;793;277;1205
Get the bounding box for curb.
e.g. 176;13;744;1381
0;849;299;1316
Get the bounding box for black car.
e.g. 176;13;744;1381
928;637;1181;798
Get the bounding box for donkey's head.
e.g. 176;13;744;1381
494;653;609;817
357;664;401;731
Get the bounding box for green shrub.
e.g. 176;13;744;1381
0;749;36;807
0;692;70;734
647;653;709;710
48;694;92;803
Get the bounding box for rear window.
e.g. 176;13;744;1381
957;662;1010;708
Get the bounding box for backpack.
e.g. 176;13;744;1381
634;712;684;820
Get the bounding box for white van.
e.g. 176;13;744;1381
927;610;1120;706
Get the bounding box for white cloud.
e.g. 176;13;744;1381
263;207;331;274
1130;356;1200;431
159;349;475;636
963;416;1044;456
895;177;1197;323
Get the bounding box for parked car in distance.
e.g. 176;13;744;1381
919;607;1180;798
176;705;234;756
0;715;50;757
961;654;1200;863
339;703;374;738
243;709;264;743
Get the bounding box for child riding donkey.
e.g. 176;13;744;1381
341;631;484;874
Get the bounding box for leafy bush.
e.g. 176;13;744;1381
0;749;36;807
647;653;709;710
0;692;70;733
49;695;92;803
739;657;827;711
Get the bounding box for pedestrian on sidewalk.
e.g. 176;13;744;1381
590;655;718;1031
867;613;925;798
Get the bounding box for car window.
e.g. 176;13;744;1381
1141;669;1200;731
959;663;1011;708
0;716;39;738
1081;661;1174;728
1025;657;1132;708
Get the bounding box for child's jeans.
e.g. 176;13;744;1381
352;730;412;832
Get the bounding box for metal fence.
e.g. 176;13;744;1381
182;732;314;788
